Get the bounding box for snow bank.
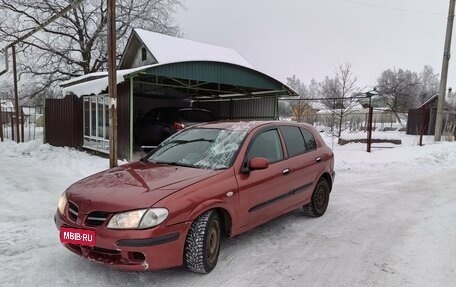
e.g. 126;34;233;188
335;141;456;172
0;139;107;178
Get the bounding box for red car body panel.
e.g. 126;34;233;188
55;121;335;271
67;161;221;212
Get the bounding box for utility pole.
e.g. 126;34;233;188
435;0;456;141
0;0;85;142
107;0;118;167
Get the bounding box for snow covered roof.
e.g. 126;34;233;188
60;72;108;87
315;103;366;115
1;99;14;109
417;94;438;109
61;29;294;97
307;101;327;110
133;29;253;69
62;29;255;96
61;65;152;96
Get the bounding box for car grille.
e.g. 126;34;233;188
68;202;79;221
87;246;121;255
85;211;110;227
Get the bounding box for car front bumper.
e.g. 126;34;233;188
55;211;191;271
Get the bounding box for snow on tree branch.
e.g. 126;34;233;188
0;0;183;102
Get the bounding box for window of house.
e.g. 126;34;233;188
300;127;317;150
279;126;306;157
141;47;147;61
247;129;283;163
83;95;109;152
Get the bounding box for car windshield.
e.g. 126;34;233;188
146;128;247;170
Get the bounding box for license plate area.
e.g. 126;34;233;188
60;226;96;247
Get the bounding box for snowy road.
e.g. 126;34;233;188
1;140;455;286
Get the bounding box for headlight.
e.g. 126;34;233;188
107;208;168;229
58;192;68;215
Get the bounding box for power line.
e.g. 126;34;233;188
340;0;446;16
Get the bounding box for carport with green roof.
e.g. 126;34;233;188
49;29;297;161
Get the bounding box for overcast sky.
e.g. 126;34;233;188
175;0;453;91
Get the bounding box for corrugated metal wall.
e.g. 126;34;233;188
407;108;430;135
45;89;279;159
117;82;131;160
45;94;83;148
196;96;277;120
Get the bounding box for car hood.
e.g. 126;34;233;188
66;161;220;213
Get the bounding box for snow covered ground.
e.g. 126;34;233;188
1;135;455;286
321;130;436;151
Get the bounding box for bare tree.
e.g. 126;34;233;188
419;65;439;102
376;68;420;124
448;89;456;110
0;0;183;99
446;89;456;137
321;63;360;137
284;75;311;122
308;78;321;98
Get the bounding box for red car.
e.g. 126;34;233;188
55;121;335;273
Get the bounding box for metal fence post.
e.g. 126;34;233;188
419;107;425;146
0;105;3;141
21;108;25;142
10;111;15;141
367;106;373;152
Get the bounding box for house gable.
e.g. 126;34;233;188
119;32;158;69
119;28;253;71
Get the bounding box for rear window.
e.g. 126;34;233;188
143;108;178;122
179;109;214;122
279;126;306;157
300;127;317;150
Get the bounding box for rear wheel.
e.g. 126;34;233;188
303;178;330;217
184;210;221;273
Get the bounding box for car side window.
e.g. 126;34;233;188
143;110;157;122
279;126;306;157
300;128;317;150
155;111;163;120
247;129;283;163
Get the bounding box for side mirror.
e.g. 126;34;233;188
249;157;270;170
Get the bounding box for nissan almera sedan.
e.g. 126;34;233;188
55;121;335;273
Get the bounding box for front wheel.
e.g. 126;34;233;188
303;178;330;217
184;210;221;273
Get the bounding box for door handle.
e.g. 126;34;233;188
316;157;322;163
282;168;290;175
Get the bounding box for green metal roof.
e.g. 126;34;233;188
125;61;295;97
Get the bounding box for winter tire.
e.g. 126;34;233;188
303;178;330;217
184;210;221;273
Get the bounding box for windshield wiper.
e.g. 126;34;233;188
167;138;214;144
150;160;197;168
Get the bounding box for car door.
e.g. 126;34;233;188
278;125;323;204
235;127;294;230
